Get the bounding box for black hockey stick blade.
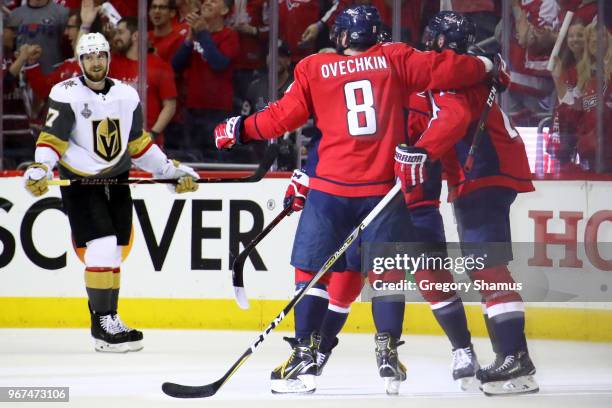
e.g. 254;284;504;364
161;182;401;399
162;378;223;398
232;205;293;309
48;144;280;186
162;339;254;398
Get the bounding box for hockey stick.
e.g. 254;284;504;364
47;144;280;186
233;205;293;310
463;76;499;174
161;182;402;398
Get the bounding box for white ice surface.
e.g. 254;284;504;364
1;330;611;408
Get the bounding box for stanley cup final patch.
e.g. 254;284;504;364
81;103;92;119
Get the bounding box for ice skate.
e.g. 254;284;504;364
112;313;144;352
90;312;131;353
270;333;320;394
374;332;406;395
451;344;479;390
478;351;539;396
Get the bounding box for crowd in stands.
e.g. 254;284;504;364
2;0;611;172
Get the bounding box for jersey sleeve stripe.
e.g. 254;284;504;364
36;131;69;156
128;131;154;158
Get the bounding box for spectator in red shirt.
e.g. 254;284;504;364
549;20;586;170
172;0;239;160
149;0;189;61
110;16;178;147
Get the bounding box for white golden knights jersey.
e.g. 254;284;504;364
37;76;153;178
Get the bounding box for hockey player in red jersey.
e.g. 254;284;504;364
214;5;503;395
395;11;538;396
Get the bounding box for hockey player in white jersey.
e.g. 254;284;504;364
23;33;199;353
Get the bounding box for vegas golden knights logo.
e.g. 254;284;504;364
92;118;122;161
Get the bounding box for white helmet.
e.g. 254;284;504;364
76;33;111;83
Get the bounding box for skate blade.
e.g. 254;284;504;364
128;341;143;352
456;375;479;391
384;377;402;395
271;375;316;394
482;375;539;396
94;339;129;353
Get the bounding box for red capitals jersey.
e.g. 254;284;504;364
109;53;177;140
24;58;80;99
242;42;489;197
410;86;534;201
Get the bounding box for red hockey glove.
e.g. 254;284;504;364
394;144;428;193
283;169;310;212
214;116;244;150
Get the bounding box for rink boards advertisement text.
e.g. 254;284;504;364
0;176;611;341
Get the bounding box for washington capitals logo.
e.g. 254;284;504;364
81;103;92;119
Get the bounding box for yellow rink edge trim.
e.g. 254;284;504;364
1;297;611;342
